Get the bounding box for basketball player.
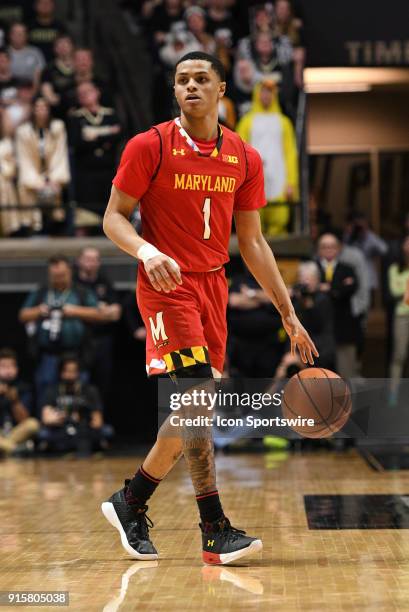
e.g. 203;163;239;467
102;52;318;565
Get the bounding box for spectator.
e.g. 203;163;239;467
338;238;371;371
28;0;67;63
230;58;257;119
1;78;34;138
273;349;305;380
68;82;121;217
388;235;409;406
236;79;298;235
386;212;409;264
72;48;106;90
8;22;45;87
228;270;286;377
343;212;388;298
74;247;122;406
40;34;75;118
146;0;184;47
0;48;18;103
159;26;201;68
218;93;236;129
205;0;236;44
383;216;409;367
0;22;7;50
291;261;336;369
238;30;293;73
19;254;103;410
262;350;306;453
315;233;360;378
244;31;295;117
65;48;111;110
39;354;113;455
273;0;305;88
122;290;147;345
0;120;19;236
236;5;274;59
185;6;216;55
0;2;32;26
15;96;70;234
0;348;39;456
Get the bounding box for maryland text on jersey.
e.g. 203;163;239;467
173;173;236;193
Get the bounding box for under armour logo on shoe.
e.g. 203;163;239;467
207;539;214;547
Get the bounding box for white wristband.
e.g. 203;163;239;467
137;243;161;263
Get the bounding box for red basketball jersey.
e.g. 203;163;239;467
113;119;266;272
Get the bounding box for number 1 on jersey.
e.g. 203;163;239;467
202;197;211;240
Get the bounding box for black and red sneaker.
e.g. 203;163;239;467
101;480;158;560
201;517;262;565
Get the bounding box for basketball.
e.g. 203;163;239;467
282;368;352;438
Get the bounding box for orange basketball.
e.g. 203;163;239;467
282;368;352;438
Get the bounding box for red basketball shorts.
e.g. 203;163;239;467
137;266;228;376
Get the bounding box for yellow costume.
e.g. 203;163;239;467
236;82;299;235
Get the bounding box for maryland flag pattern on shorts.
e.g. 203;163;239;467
163;346;210;372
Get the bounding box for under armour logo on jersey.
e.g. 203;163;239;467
173;148;186;156
207;539;215;547
222;154;239;164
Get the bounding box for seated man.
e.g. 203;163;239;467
0;348;39;456
19;253;104;410
39;354;113;455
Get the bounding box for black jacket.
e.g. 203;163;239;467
316;261;359;345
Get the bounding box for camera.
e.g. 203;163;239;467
47;308;63;343
294;283;312;297
285;363;302;378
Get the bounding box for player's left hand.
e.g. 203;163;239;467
282;312;319;365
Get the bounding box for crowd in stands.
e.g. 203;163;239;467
0;2;408;456
0;0;121;237
228;212;409;407
0;0;305;238
1;216;408;457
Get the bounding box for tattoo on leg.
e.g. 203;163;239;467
172;450;182;464
183;439;216;496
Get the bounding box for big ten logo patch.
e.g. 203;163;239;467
222;154;239;164
149;311;169;348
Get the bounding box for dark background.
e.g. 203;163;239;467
298;0;409;66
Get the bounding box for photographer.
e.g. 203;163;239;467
74;247;122;407
19;254;105;411
0;348;39;456
228;270;286;377
291;261;336;370
39;354;113;455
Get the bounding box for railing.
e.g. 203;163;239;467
295;89;310;235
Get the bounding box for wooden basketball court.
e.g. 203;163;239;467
1;450;409;610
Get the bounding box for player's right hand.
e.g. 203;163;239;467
144;254;182;293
